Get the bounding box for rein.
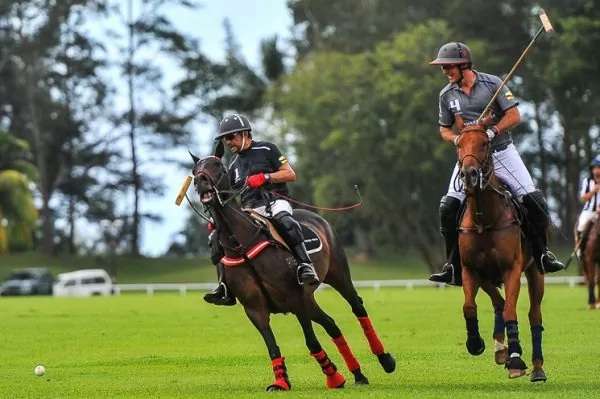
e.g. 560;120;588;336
458;132;517;234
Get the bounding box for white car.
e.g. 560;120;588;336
53;269;114;297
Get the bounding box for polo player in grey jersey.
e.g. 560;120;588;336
428;41;565;286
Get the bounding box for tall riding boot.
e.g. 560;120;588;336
522;191;565;273
203;262;236;306
272;212;319;286
430;196;463;286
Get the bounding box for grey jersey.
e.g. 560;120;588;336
438;71;518;149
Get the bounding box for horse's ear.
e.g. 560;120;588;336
213;141;224;158
189;151;200;165
213;140;225;158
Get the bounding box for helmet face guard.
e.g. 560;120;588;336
430;42;472;68
215;114;252;140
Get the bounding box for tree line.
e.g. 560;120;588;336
0;1;598;268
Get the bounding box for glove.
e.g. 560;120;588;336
246;173;267;188
486;126;499;141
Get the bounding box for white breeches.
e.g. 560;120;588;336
253;199;293;218
577;210;598;232
446;143;536;202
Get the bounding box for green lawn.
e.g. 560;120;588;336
1;285;598;398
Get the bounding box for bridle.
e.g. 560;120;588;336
193;156;263;256
457;129;515;233
457;130;494;192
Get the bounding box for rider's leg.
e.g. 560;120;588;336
576;211;594;258
430;162;464;285
492;144;564;273
203;230;236;306
522;191;565;273
429;195;462;285
271;211;319;286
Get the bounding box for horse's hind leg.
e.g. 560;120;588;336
295;314;346;389
481;282;507;365
244;307;291;391
304;299;369;385
525;266;547;382
325;248;395;373
462;269;485;356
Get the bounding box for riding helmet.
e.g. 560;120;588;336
591;155;600;168
430;42;472;67
215;114;252;140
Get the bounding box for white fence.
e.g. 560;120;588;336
115;276;586;296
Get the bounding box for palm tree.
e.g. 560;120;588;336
0;132;37;254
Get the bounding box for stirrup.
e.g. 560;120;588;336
296;263;319;286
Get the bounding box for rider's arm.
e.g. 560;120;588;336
267;162;296;184
493;106;520;135
581;185;600;203
440;125;459;145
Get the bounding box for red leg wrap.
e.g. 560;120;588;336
332;335;360;372
270;357;291;390
358;316;385;355
310;350;346;388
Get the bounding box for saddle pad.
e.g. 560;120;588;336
301;224;322;254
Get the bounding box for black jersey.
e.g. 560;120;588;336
229;140;290;207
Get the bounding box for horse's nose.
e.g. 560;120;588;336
461;166;479;187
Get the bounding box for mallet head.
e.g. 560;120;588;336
539;8;554;33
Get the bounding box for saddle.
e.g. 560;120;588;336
244;210;323;254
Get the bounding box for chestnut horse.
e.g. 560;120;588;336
456;125;546;382
581;216;600;309
192;155;395;391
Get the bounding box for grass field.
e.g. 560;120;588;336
2;285;598;398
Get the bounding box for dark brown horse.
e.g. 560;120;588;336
192;155;395;391
456;125;546;382
581;217;600;309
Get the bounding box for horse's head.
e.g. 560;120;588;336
457;125;493;192
192;155;231;207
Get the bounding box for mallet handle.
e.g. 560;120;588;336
476;25;544;125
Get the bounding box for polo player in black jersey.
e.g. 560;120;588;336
204;114;319;306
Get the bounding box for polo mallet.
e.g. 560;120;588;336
175;175;193;206
476;8;554;124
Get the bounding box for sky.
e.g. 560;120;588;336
139;1;293;256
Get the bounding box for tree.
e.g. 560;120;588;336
0;132;37;254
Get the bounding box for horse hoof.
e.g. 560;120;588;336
466;336;485;356
266;384;289;392
506;356;527;379
377;353;396;373
352;370;369;385
494;347;508;365
530;368;547;382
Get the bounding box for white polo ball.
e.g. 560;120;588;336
34;365;45;376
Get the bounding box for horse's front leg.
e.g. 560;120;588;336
481;282;507;365
503;263;527;378
462;267;484;356
243;307;291;391
525;266;547;382
296;314;346;389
